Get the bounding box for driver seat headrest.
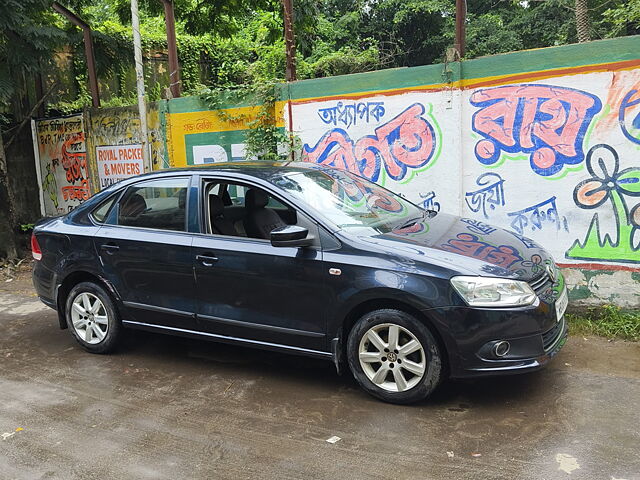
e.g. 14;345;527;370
245;188;269;210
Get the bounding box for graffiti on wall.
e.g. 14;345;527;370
303;102;439;183
317;101;386;128
293;73;637;276
155;43;640;290
470;84;602;177
419;191;441;212
619;89;640;145
88;106;167;182
465;172;506;218
464;77;640;269
506;196;569;236
566;144;640;263
35;115;89;215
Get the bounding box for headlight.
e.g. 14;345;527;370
450;276;537;307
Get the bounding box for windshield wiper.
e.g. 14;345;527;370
396;216;424;230
396;208;434;230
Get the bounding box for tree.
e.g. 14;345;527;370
0;0;66;259
575;0;591;42
0;132;18;260
601;0;640;37
0;0;65;119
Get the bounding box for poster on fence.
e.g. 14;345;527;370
33;114;90;216
96;144;144;189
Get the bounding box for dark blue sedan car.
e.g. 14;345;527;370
32;162;568;404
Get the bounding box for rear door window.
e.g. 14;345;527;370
109;177;189;231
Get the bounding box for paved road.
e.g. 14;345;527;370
0;273;639;480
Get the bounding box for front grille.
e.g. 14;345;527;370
542;316;565;352
529;270;552;295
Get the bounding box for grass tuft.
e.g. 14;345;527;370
567;305;640;341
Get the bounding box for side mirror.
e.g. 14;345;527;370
270;225;313;248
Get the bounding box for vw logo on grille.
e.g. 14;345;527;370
546;263;557;283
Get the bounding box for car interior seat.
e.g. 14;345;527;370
243;188;285;239
210;194;238;236
120;192;147;218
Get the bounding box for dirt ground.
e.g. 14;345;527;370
0;264;639;480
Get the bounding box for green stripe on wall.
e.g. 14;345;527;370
463;35;640;80
288;62;453;100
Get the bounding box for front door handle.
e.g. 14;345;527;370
100;243;120;255
196;254;218;267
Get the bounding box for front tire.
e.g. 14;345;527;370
347;309;443;404
65;281;121;354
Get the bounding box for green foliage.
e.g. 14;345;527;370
567;306;640;341
199;82;299;161
19;223;35;232
602;0;640;37
3;0;640;118
0;0;66;113
465;13;523;58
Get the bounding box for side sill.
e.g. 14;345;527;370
198;313;326;338
123;301;195;318
121;320;334;361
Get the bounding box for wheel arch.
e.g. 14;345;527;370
335;298;449;377
56;271;121;330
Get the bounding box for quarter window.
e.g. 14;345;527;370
91;195;116;223
111;177;189;231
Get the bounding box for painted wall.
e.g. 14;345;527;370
285;36;640;307
164;95;286;166
85;103;168;192
33;114;90;216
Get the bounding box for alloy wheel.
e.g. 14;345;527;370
358;322;426;392
70;292;109;345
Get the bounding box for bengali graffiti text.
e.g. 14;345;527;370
470;84;602;176
304;103;437;183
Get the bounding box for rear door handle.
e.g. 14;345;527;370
196;254;218;267
100;244;120;254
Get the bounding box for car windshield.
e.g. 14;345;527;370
269;168;427;234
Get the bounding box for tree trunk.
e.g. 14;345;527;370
575;0;591;43
0;131;19;261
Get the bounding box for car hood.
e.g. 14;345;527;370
349;212;554;281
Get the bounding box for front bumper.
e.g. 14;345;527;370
461;315;568;376
428;280;569;379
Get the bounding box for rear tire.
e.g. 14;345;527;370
347;309;443;404
65;281;121;354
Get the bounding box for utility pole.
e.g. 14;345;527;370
131;0;151;172
454;0;466;59
282;0;296;82
52;2;100;107
160;0;181;97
